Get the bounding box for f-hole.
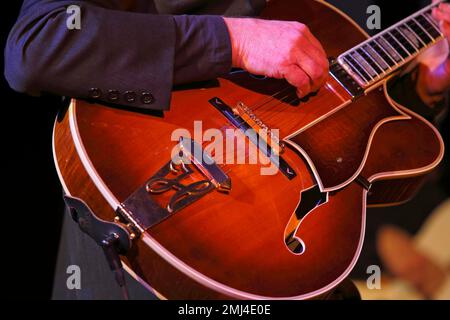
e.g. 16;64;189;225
284;185;328;255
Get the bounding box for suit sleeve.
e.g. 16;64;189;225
4;0;232;110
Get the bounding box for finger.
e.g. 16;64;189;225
282;65;312;98
433;10;450;24
438;2;450;14
433;14;450;38
433;5;450;23
295;48;328;92
441;20;450;39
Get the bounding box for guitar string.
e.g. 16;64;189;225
199;84;296;144
226;1;446;128
194;95;308;175
248;85;295;112
194;88;312;174
227;86;299;131
201;93;298;162
236;91;304;135
253;94;300;123
200;124;289;172
242;2;445;125
196;86;304;166
261;96;304;126
181;2;446;175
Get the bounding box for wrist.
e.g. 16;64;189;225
223;17;247;69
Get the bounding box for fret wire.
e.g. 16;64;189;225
386;31;412;56
391;29;418;54
372;40;397;66
362;45;388;72
342;56;370;83
336;1;446;89
407;19;433;44
354;50;379;78
403;23;427;47
413;17;437;41
378;35;405;62
359;47;385;75
396;27;420;52
418;14;443;39
367;43;393;70
348;53;374;80
423;12;440;30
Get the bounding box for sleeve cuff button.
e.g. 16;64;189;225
88;88;102;99
141;92;154;104
107;90;120;101
124;91;137;103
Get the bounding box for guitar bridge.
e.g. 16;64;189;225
209;97;297;180
117;137;231;230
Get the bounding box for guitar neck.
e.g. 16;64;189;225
337;0;447;89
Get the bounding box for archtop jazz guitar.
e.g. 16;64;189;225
53;0;445;299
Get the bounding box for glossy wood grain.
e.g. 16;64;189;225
53;0;444;299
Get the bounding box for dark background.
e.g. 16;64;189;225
1;2;64;299
0;1;63;299
1;0;447;299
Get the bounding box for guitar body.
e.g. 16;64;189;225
53;0;444;299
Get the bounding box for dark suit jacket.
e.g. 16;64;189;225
4;0;444;121
4;0;266;110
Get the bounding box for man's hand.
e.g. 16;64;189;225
223;18;329;98
416;1;450;106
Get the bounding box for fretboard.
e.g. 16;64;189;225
337;0;446;88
